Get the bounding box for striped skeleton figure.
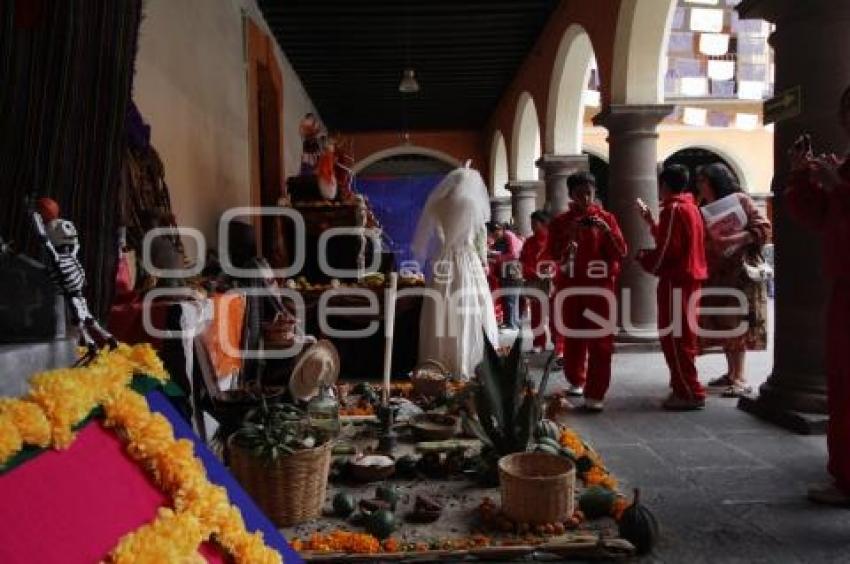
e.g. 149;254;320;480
31;204;117;364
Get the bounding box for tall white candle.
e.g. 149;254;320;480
382;272;399;406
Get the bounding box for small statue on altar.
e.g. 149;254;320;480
29;197;117;364
333;135;356;202
299;113;325;177
315;137;339;201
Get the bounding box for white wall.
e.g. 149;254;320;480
134;0;318;257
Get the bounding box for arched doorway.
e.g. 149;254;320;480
490;131;510;196
662;147;742;196
511;92;542;181
547;24;597;155
355;153;454;267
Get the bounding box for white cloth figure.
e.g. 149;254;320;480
412;164;499;379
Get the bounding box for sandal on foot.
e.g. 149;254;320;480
708;374;733;388
721;384;752;398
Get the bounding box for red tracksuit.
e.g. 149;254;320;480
638;193;708;401
549;205;627;401
786;159;850;494
520;231;563;354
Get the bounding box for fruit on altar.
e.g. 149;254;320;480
395;455;419;477
375;484;400;510
366;508;397;540
333;492;357;517
578;486;617;519
535;419;561;441
575;455;594;474
618;488;659;555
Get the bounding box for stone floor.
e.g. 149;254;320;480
523;301;850;564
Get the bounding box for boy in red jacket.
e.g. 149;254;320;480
637;165;708;411
548;172;627;411
786;87;850;506
520;210;562;355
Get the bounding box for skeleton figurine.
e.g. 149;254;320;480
30;197;117;364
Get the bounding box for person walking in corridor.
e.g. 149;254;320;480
548;172;627;412
637;165;708;411
520;210;563;356
787;86;850;506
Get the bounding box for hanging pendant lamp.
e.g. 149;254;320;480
398;68;420;93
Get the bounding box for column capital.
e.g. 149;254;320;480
592;104;675;134
737;0;850;23
506;180;543;196
535;154;589;176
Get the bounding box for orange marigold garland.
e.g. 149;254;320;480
0;344;282;564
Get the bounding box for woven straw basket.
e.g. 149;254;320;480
228;438;332;527
498;452;576;525
411;359;451;397
262;312;296;349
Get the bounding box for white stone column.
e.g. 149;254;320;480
536;154;589;215
593;104;674;340
489;195;512;226
506;181;542;237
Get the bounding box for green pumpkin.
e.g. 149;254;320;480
558;447;578;461
618;489;659;555
535;419;561;441
576;455;594;474
578;486;617;519
395;455;419;477
538;437;562;450
375;484;400;510
332;492;356;517
534;443;560;455
366;508;397;540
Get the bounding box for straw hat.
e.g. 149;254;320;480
288;339;340;402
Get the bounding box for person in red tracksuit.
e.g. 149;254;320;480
637;165;708;411
786;86;850;506
520;210;563;356
548;172;627;412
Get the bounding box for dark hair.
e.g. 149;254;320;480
659;165;690;193
228;220;258;267
567;171;596;194
530;210;551;224
697;162;741;201
486;221;506;234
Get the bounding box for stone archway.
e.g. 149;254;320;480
546;24;596;155
352;145;460;174
661;144;751;192
490;131;510;197
610;0;678;104
510;92;542;181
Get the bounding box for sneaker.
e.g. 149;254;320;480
807;483;850;507
566;384;585;397
582;399;604;413
662;394;706;411
708;374;733;388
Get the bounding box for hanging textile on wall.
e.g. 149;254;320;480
118;102;183;263
0;0;143;318
355;174;444;267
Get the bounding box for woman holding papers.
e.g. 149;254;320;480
697;163;772;398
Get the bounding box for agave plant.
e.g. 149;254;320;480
231;401;323;462
462;331;555;458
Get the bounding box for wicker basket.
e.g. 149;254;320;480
498;452;575;525
228;437;332;527
411;360;450;397
262;312;296;349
